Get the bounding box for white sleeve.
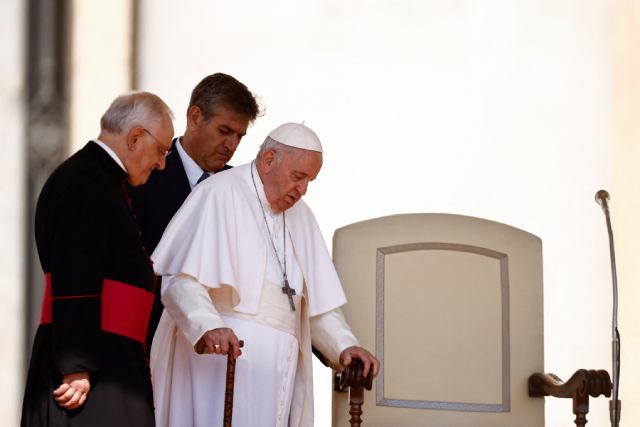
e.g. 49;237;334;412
310;307;360;365
161;273;227;346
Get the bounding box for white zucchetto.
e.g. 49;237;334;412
268;123;323;153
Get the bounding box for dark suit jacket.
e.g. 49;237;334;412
128;138;230;349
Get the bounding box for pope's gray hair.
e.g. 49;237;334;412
256;137;302;164
100;91;174;134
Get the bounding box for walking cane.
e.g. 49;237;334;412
223;340;244;427
195;339;245;426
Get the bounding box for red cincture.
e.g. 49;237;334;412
40;273;154;345
39;273;53;324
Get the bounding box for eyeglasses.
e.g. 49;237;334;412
143;128;172;157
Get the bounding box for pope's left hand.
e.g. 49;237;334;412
339;346;380;379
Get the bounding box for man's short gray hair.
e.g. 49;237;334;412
100;91;174;134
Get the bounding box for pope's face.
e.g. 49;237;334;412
189;105;249;173
261;148;323;213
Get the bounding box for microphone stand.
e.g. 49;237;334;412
595;190;621;427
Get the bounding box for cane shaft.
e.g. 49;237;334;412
223;340;244;427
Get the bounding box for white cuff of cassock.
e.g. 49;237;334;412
161;273;226;346
310;308;360;365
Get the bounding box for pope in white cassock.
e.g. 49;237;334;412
150;122;380;427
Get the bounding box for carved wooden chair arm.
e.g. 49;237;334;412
528;369;611;399
528;369;611;427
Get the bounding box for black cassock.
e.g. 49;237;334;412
21;142;156;427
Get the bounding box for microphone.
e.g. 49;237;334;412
595;189;621;427
595;189;610;211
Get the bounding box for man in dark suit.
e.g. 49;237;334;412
128;73;260;349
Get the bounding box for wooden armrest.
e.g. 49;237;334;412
528;369;611;398
528;369;612;427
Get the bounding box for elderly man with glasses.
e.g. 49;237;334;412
21;91;174;427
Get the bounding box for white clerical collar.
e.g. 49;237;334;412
250;161;279;216
175;137;207;189
93;139;126;172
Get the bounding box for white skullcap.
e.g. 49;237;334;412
268;122;323;153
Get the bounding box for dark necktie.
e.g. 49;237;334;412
197;172;210;185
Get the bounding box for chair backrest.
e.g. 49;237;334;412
332;213;544;427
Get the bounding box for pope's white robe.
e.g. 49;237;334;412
150;162;358;427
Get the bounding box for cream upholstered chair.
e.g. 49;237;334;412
331;213;544;427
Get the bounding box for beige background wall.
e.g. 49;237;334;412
69;0;134;152
0;0;637;426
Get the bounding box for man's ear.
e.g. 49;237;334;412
127;126;145;151
186;105;203;130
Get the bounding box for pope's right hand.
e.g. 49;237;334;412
195;327;242;358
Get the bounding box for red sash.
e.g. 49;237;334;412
40;273;154;345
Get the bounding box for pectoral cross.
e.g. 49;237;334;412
282;278;296;311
